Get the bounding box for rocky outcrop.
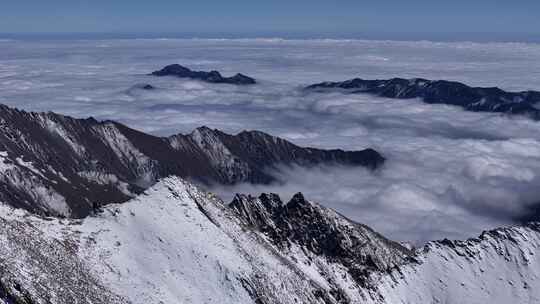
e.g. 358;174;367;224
229;192;415;287
150;64;256;85
306;78;540;118
0;104;382;217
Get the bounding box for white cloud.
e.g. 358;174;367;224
1;38;540;242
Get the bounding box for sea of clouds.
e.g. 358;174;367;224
1;38;540;242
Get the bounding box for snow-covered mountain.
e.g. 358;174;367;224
0;104;383;218
374;223;540;304
306;77;540;119
1;177;538;304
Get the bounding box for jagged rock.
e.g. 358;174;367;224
0;104;382;218
230;192;415;287
306;77;540;119
150;64;256;85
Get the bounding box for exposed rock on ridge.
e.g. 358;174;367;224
306;77;540;118
229;192;415;286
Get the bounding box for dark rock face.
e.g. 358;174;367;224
0;104;382;218
229;192;414;286
306;78;540;118
202;128;385;172
150;64;256;85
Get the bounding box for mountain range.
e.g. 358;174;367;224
0;104;383;218
306;77;540;119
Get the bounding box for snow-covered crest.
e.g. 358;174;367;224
1;177;538;304
371;223;540;304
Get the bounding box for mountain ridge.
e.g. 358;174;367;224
306;77;540;119
0;177;538;304
150;64;257;85
0;104;383;218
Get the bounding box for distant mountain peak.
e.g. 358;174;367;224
306;77;540;119
150;64;257;85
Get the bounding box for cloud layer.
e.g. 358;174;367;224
2;38;540;242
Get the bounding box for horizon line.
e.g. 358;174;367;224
1;31;540;44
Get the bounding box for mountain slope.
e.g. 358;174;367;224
306;78;540;119
0;177;538;304
0;104;383;218
371;223;540;304
0;177;412;304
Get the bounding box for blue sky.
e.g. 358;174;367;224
1;0;539;39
